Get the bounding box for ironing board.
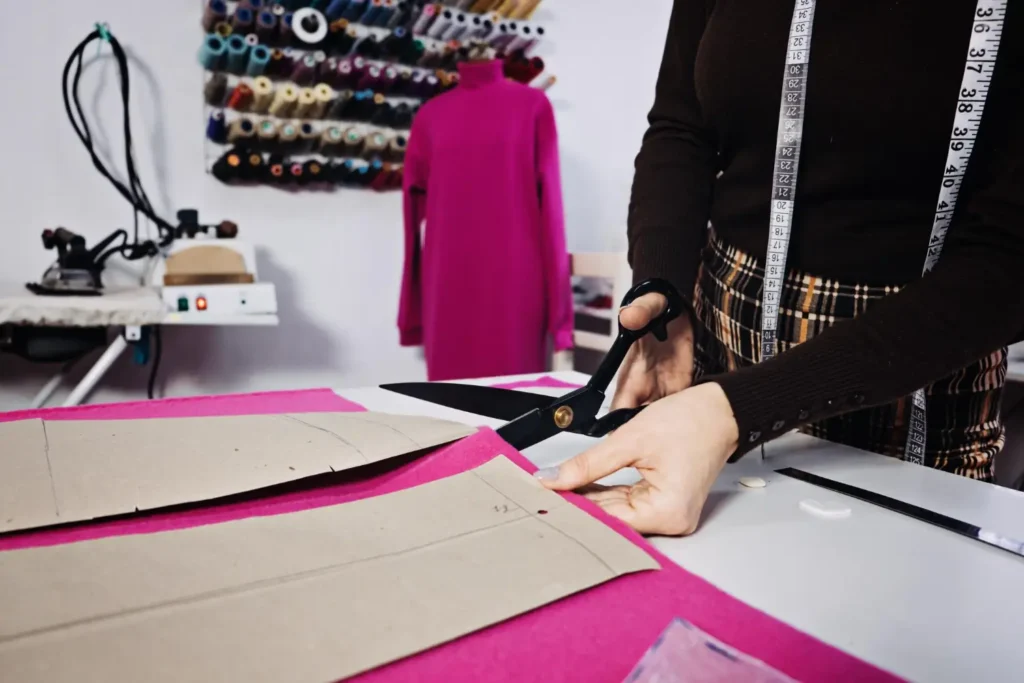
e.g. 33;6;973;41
0;281;277;408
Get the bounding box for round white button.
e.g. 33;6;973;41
739;476;767;489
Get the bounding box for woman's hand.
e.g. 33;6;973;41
611;292;695;410
535;382;740;536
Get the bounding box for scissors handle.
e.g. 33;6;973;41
587;278;685;394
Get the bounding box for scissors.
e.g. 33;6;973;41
380;278;686;450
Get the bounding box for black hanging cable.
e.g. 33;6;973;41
147;325;162;400
61;26;175;263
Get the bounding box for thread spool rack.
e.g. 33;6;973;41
200;0;552;190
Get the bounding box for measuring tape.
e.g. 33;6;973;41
759;0;1008;463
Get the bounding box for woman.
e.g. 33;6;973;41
535;0;1024;536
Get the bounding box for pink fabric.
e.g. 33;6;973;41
399;59;574;381
0;388;365;424
0;393;900;683
490;375;584;391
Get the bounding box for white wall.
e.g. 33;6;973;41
0;0;672;410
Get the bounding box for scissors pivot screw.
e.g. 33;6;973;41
553;406;574;429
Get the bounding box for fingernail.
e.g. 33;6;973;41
534;467;559;481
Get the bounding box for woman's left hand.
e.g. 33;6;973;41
534;382;740;536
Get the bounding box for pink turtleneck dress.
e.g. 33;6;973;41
398;59;574;381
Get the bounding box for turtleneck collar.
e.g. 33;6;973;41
456;59;505;89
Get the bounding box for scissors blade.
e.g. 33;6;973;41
379;382;555;421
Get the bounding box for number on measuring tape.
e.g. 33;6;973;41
756;0;1007;462
903;0;1006;462
760;0;816;361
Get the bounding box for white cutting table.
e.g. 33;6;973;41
0;283;278;407
338;370;1024;683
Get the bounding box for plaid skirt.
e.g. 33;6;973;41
691;230;1007;481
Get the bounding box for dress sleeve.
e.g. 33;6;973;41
627;0;718;307
534;94;574;351
398;112;429;347
705;52;1024;458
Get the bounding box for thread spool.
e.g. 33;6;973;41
269;48;287;76
388;133;407;161
355;32;381;59
494;0;517;16
203;0;229;32
215;21;233;37
327;89;354;118
375;0;397;26
364;158;385;184
509;0;538;18
212;148;245;182
506;23;533;53
240;0;266;10
342;0;367;21
206;110;228;143
227;82;254;110
294;87;318;117
257;118;279;147
336;58;355;87
250;76;275;112
427;8;453;38
293;7;329;45
228;116;258;143
325;0;350;20
204;73;229;105
392;101;413;128
313;84;334;118
303;159;326;184
278;121;300;150
267;155;287;183
360;0;385;25
255;10;278;42
232;6;255;33
247;45;271;75
291;52;319;84
467;14;485;39
244;32;260;49
320;126;345;155
371;99;394;126
198;34;227;70
224;35;248;73
269;83;299;116
329;20;351;54
271;3;287;16
381;26;409;57
357;65;382;90
335;25;358;55
281;12;295;44
363;130;388;159
441;11;467;40
343;127;365;155
423;74;440;98
412;2;436;34
381;65;399;92
395;68;413;95
288;161;305;184
351;55;369;80
245;150;265;180
470;0;498;11
404;39;426;65
386;1;409;29
298;121;320;151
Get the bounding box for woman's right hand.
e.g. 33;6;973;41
611;292;695;410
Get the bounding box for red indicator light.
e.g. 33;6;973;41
196;296;208;311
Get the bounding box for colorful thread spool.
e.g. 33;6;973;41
269;48;287;77
320;126;345;155
278;121;300;150
214;21;233;37
212;148;245;182
281;12;295;44
257;118;279;147
255;10;278;42
206;110;228;143
342;127;365;155
204;73;229;105
386;0;408;28
232;6;255;33
269;84;299;117
251;76;275;113
198;34;227;70
291;53;319;85
247;45;271;75
303;159;326;184
228;117;257;143
314;84;334;118
342;0;367;21
361;0;385;25
225;35;249;73
298;122;320;151
363;130;388;159
294;87;318;118
227;82;254;110
202;0;229;32
327;89;353;118
388;134;407;161
325;0;350;20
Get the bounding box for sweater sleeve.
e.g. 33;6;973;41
627;0;717;306
705;61;1024;459
398;113;429;347
534;94;574;351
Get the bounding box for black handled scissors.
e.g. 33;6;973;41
380;278;686;450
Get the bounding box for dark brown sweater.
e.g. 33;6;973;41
627;0;1024;456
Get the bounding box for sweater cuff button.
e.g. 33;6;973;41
747;430;762;443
